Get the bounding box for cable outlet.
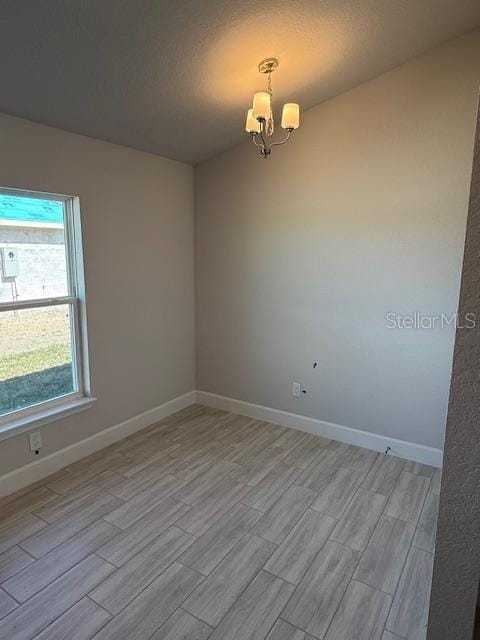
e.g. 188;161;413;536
29;431;42;454
292;382;301;397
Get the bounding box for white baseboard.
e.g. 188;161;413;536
0;391;196;498
0;387;443;499
196;390;443;468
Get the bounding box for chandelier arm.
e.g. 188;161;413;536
251;134;263;147
269;130;293;148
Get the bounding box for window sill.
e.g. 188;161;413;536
0;396;97;442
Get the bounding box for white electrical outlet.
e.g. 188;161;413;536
292;382;301;397
29;431;42;453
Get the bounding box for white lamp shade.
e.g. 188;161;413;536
245;108;260;133
281;103;300;130
252;91;271;121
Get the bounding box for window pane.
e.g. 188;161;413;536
0;193;68;301
0;304;76;416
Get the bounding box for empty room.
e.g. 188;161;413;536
0;2;479;640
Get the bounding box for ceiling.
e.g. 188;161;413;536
0;1;479;164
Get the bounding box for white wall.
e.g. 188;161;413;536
1;30;479;481
195;30;480;452
0;114;195;475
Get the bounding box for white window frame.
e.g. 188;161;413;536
0;187;94;440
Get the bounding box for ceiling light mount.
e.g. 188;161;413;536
258;57;279;74
245;58;300;158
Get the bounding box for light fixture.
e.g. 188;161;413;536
245;58;300;158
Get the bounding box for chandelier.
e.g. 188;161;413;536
245;58;300;158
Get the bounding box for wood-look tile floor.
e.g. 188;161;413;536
0;404;441;640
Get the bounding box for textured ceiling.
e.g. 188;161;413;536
0;1;479;164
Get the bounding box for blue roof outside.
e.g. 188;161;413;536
0;194;63;224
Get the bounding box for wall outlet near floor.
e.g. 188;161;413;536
292;382;301;397
28;431;42;454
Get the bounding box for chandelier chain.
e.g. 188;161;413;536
266;71;274;137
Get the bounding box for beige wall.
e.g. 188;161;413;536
1;30;479;478
0;114;195;474
195;30;480;451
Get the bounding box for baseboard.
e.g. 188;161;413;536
0;391;196;498
196;390;444;468
0;387;443;499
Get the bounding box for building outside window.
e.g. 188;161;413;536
0;188;92;434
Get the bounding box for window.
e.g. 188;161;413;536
0;188;92;434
